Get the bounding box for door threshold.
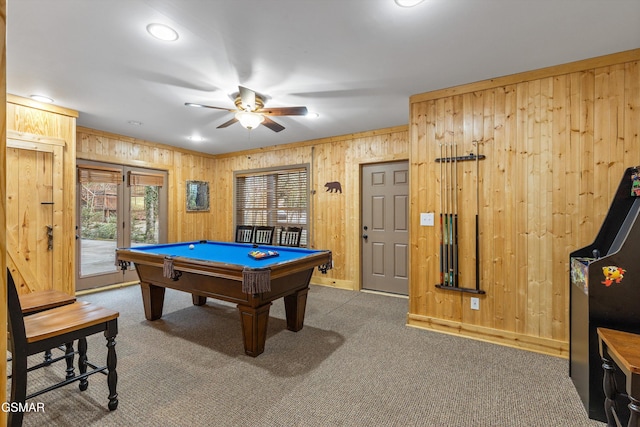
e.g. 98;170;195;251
76;281;139;296
361;289;408;299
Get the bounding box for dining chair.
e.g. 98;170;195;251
253;226;275;245
235;225;255;243
278;227;303;247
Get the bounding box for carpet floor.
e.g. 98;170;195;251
10;284;605;426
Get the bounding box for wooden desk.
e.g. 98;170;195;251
597;328;640;427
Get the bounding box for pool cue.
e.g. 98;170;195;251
452;139;458;287
475;141;481;291
439;142;444;285
445;139;450;286
442;140;448;285
447;138;454;286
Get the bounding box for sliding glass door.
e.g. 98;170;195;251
76;161;167;291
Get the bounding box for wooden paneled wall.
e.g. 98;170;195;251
408;49;640;356
76;126;409;290
6;95;77;295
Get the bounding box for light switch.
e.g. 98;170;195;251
420;212;435;226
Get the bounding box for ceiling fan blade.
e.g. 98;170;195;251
238;86;257;111
217;117;238;129
262;116;285;133
261;106;308;116
185;102;234;112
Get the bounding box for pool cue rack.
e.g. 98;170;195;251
434;146;486;295
434;153;486;163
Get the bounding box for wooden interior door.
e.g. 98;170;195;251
361;161;409;295
6;135;65;294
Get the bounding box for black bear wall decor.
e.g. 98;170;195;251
324;181;342;193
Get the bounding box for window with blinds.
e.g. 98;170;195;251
235;165;309;246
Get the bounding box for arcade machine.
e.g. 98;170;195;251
570;165;640;422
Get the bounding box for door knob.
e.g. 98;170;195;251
362;234;368;240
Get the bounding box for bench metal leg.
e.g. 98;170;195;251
9;347;27;427
78;337;89;391
64;342;75;380
106;320;118;411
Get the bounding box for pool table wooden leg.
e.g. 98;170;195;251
192;294;207;306
140;282;165;321
284;287;309;332
237;303;272;357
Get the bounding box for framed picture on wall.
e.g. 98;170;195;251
186;180;210;212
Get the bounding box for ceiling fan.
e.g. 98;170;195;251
185;86;308;132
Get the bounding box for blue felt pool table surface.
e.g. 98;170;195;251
127;240;325;269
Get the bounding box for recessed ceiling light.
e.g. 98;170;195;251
394;0;425;7
146;23;179;42
188;135;205;142
127;120;143;126
306;112;320;119
30;95;54;103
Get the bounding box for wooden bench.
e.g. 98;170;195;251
19;289;75;315
7;269;119;427
597;327;640;427
17;290;77;365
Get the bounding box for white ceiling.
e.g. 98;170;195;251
7;0;640;155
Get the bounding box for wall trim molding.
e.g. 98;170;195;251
410;48;640;103
214;125;409;159
407;313;569;358
8;93;78;118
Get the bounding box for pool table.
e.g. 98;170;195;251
115;240;332;357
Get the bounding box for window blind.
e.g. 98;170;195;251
235;167;308;246
77;164;122;184
127;171;164;187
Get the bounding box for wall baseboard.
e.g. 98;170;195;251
407;313;569;358
311;276;355;291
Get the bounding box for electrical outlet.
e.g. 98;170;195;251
470;297;480;310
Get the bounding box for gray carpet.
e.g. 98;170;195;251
11;285;604;426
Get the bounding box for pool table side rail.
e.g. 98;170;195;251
115;248;332;282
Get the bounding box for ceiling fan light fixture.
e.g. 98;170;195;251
146;23;179;42
235;111;265;130
394;0;425;7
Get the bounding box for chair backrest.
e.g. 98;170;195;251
279;227;303;247
7;269;27;354
254;226;275;245
235;225;255;243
